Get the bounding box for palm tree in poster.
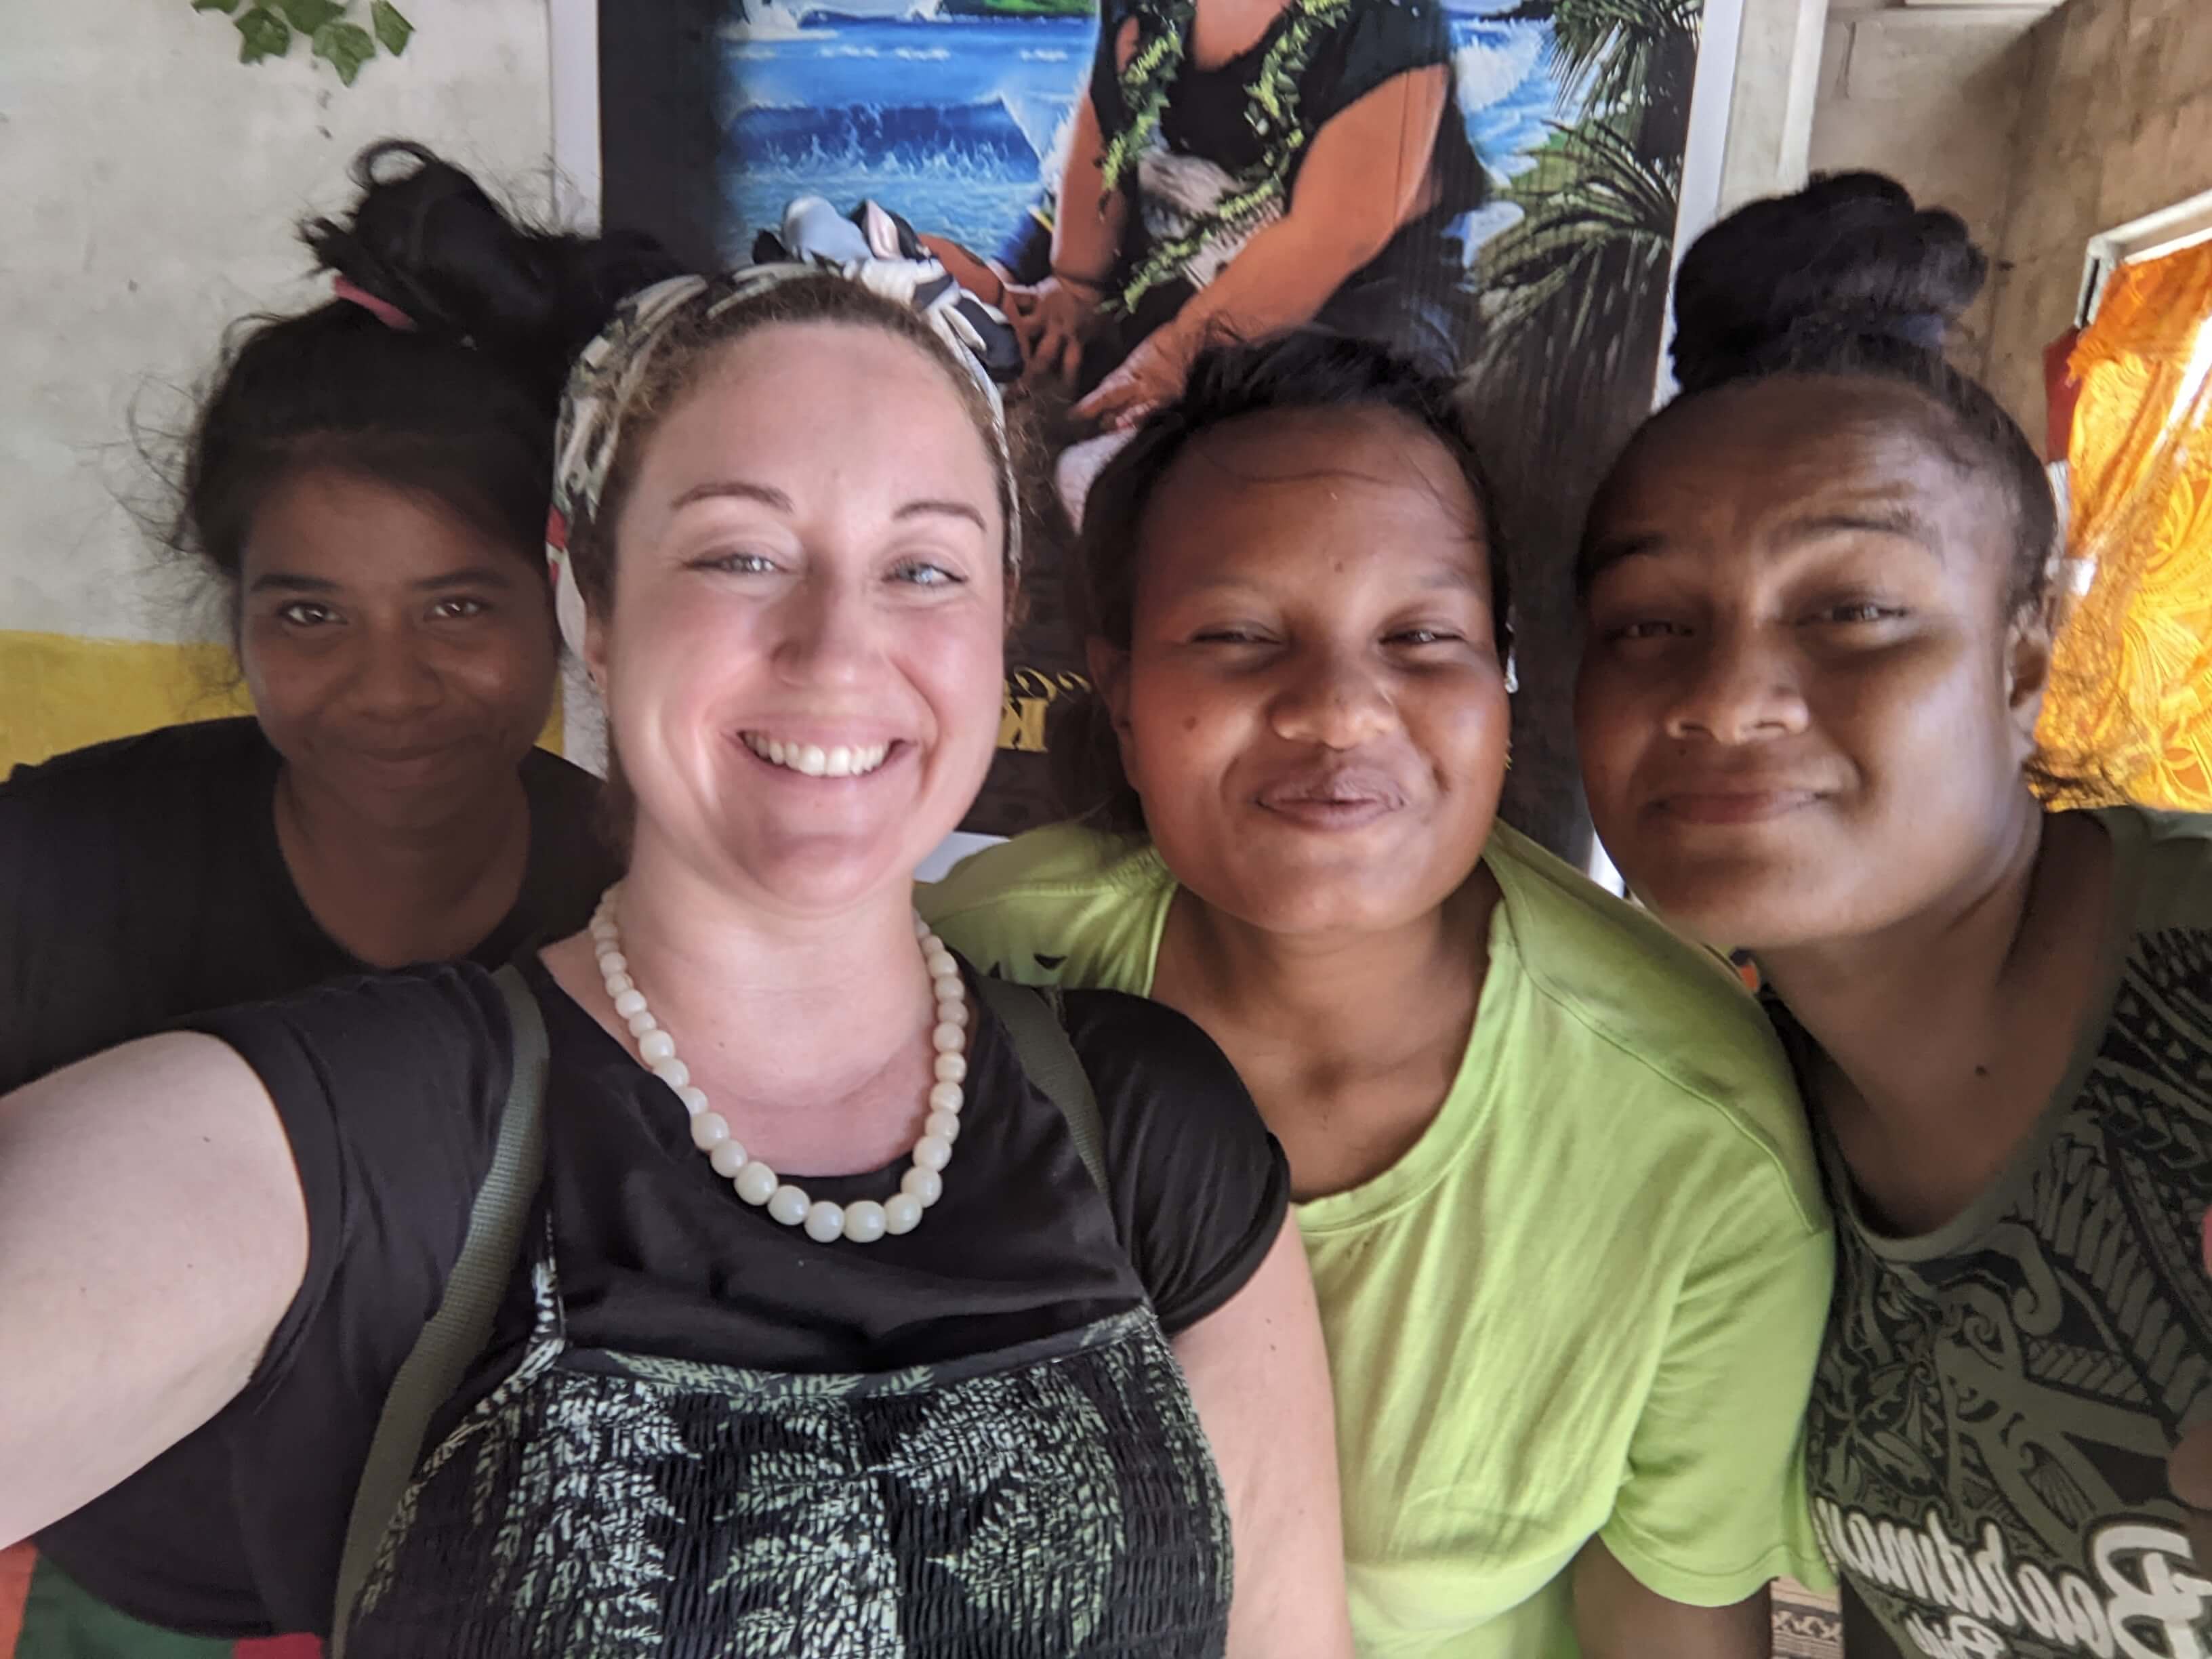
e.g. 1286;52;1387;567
1457;0;1702;860
1468;0;1699;459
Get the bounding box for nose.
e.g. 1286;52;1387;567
345;622;443;722
773;569;875;689
1662;627;1808;745
1269;648;1395;751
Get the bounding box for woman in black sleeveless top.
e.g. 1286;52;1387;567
0;259;1351;1656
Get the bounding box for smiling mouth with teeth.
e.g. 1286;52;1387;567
741;733;895;779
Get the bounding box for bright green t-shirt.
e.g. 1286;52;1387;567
922;820;1836;1657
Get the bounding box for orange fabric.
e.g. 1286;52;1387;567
2036;240;2212;809
0;1544;33;1657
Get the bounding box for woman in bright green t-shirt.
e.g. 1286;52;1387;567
923;330;1834;1657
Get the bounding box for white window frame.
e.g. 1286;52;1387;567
2078;188;2212;329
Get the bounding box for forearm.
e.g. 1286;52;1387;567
1173;1221;1353;1658
1155;211;1396;362
1572;1538;1770;1659
1050;94;1125;287
1841;1579;1908;1658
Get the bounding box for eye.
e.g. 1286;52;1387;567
1385;626;1465;647
277;601;338;628
430;597;489;620
1190;626;1271;646
1811;600;1906;626
1605;618;1690;642
891;559;965;588
691;551;781;576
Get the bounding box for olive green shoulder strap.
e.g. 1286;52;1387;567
329;963;549;1653
971;975;1109;1202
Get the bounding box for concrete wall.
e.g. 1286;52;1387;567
1807;0;2212;445
1808;2;2053;379
0;0;554;769
1717;0;1832;215
1983;0;2212;447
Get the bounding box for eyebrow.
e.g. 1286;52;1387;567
1171;558;1487;598
671;479;989;534
1578;506;1938;594
417;565;521;590
1420;565;1489;594
1576;533;1661;594
246;564;520;596
1776;506;1938;546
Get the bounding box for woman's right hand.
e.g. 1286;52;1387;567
1004;275;1101;390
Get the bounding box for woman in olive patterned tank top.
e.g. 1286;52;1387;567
1574;172;2212;1659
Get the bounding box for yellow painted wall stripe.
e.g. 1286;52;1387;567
0;628;562;777
0;630;249;775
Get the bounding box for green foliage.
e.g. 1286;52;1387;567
371;1;413;55
312;18;376;83
1540;0;1698;115
1480;115;1679;336
234;7;291;64
192;0;412;82
1467;0;1701;474
278;0;344;32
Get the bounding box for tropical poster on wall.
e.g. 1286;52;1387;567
598;0;1711;850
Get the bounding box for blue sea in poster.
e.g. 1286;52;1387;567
718;0;1573;260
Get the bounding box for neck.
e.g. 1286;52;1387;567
1165;875;1491;1071
603;832;935;1101
276;764;530;964
1757;794;2052;1130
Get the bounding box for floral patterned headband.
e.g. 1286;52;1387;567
544;259;1016;658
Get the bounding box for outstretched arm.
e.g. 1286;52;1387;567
1172;1217;1353;1658
0;1034;306;1544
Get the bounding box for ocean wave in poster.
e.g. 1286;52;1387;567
733;99;1044;171
716;9;1567;255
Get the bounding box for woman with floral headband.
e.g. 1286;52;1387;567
0;255;1349;1658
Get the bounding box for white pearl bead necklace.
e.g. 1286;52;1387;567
590;886;968;1243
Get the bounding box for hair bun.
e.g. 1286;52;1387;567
1668;171;1988;394
302;140;678;409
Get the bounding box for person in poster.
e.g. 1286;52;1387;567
942;0;1490;432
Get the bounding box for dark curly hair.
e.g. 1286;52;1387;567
1584;171;2056;613
170;140;680;628
1052;328;1511;834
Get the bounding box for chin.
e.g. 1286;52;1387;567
1625;865;1847;956
746;825;936;906
1210;869;1434;939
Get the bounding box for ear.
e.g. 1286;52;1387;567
1084;636;1140;792
1085;636;1134;737
2005;597;2055;763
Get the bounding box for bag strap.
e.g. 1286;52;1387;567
972;975;1110;1202
329;964;551;1654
